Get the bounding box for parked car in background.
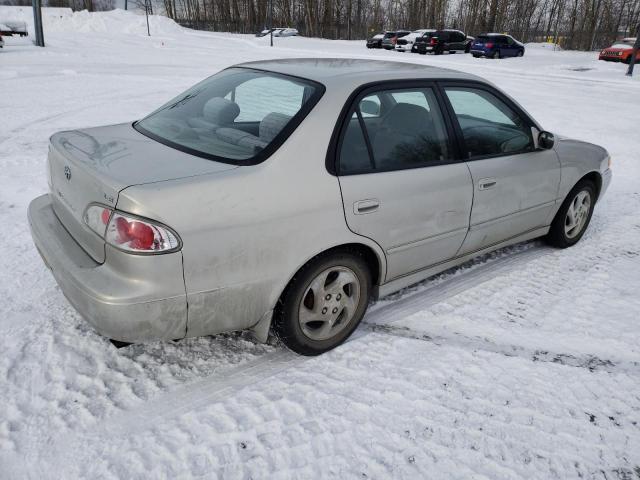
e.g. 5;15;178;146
29;59;611;355
0;20;27;37
599;38;639;63
395;29;435;52
470;34;525;58
256;27;298;37
366;32;385;48
413;29;470;54
274;28;298;37
381;30;410;49
255;28;275;37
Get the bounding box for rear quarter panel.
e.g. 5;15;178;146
116;92;386;337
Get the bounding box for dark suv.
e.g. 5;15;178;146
413;29;470;55
470;34;525;58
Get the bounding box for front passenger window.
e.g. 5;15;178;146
445;87;533;158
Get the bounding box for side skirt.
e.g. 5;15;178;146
374;226;549;299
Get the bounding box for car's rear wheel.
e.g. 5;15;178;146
273;251;371;355
545;180;596;248
492;50;501;59
473;54;480;58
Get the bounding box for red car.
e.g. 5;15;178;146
599;38;640;63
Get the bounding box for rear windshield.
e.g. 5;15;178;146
135;68;323;165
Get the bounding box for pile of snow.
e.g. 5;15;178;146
0;7;183;36
526;41;563;51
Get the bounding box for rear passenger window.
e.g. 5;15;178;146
339;87;451;174
445;87;533;158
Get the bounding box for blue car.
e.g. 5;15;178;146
470;34;525;58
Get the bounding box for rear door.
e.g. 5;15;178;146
503;36;518;56
441;83;560;254
450;31;466;51
335;83;473;281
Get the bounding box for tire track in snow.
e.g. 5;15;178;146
360;322;640;375
22;242;550;475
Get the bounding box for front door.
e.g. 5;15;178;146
336;84;473;281
442;85;561;254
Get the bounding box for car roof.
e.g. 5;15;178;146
235;58;482;87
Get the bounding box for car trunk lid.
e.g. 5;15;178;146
48;122;237;263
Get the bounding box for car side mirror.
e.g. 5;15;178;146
538;131;555;149
359;99;380;116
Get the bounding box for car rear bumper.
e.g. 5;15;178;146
470;49;489;56
28;194;188;343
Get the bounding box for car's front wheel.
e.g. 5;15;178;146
274;251;371;355
545;180;596;248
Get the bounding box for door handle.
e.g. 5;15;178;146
478;178;497;190
354;199;380;214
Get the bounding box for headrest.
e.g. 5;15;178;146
259;112;292;143
203;97;240;124
382;103;431;135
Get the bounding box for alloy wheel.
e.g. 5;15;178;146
564;190;592;239
298;266;361;341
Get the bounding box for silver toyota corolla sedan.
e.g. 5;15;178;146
28;59;612;355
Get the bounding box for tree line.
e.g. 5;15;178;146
163;0;640;49
6;0;640;49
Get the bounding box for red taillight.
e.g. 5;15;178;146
101;208;111;225
430;37;437;45
106;211;180;253
486;42;494;48
115;217;154;250
87;205;181;254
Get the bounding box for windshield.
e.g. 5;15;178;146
135;68;323;164
611;43;632;49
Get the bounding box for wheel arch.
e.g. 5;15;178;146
248;241;384;342
278;242;385;304
579;171;603;201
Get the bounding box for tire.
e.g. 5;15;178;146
273;250;372;355
545;180;596;248
465;44;471;53
517;50;524;57
492;50;501;59
473;54;480;58
419;51;426;55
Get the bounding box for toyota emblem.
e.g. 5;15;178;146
64;166;71;181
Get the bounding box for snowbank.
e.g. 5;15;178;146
525;41;563;50
0;7;183;36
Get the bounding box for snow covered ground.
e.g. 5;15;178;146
1;10;640;479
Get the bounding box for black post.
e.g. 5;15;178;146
145;0;151;36
626;24;640;77
32;0;45;47
125;0;128;10
269;0;273;47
